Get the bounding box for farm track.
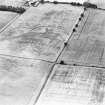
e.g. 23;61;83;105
0;14;20;33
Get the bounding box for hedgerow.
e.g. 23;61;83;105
0;5;26;14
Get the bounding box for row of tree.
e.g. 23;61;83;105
0;5;26;14
41;1;97;9
41;1;82;6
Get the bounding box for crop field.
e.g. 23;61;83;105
0;55;53;105
0;4;84;62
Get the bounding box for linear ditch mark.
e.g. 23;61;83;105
77;10;90;40
87;7;105;12
0;14;20;34
0;53;54;64
33;62;56;104
99;48;104;63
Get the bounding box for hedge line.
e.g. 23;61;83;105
0;5;26;14
42;1;97;9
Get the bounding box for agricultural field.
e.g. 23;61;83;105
58;9;105;67
0;1;105;105
36;64;105;105
0;55;53;105
0;4;84;62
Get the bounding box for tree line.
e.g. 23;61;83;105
0;5;26;14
